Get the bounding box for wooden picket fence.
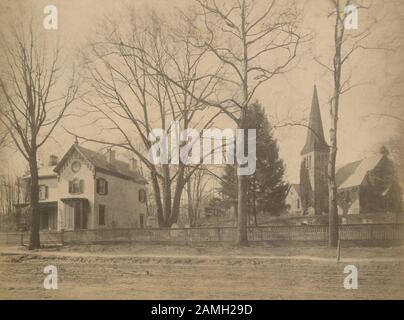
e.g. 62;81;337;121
0;223;402;247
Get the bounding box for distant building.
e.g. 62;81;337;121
17;143;148;231
285;184;301;215
299;85;329;215
336;146;402;215
286;85;402;217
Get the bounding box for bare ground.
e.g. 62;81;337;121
0;244;403;299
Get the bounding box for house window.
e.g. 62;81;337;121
96;178;108;195
139;214;144;229
139;189;146;203
39;185;48;200
344;190;351;203
71;161;81;173
297;199;300;209
99;205;105;225
69;178;84;194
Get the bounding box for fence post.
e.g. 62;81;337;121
370;224;374;246
20;231;24;246
185;228;190;244
336;239;341;263
113;226;117;242
60;229;64;246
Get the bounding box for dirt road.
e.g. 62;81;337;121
0;244;403;299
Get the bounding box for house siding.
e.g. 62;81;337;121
57;149;96;230
94;171;147;228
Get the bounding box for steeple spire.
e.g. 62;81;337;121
301;85;328;155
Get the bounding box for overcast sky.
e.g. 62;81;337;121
1;0;403;183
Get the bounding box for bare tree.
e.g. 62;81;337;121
314;0;382;246
165;0;303;244
0;174;24;218
102;1;304;244
0;100;9;150
76;10;221;227
0;127;8;150
186;167;210;226
80;0;303;240
116;0;303;243
0;23;78;249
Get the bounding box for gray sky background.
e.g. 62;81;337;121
1;0;403;184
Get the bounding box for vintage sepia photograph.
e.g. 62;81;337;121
0;0;403;303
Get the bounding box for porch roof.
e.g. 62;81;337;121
60;197;89;203
14;201;58;208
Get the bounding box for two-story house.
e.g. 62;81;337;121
21;143;148;231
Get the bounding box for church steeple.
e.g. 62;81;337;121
299;84;329;215
300;85;328;155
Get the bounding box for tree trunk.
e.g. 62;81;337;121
162;164;172;226
236;2;249;246
328;143;338;247
328;91;340;248
237;174;248;245
252;182;257;226
169;164;186;226
150;170;165;227
328;10;343;248
237;108;248;245
28;155;40;250
186;179;194;226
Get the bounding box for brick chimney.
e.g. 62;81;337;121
107;150;116;163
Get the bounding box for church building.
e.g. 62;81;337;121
285;85;402;217
299;85;329;215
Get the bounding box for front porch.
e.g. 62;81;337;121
39;202;58;230
61;198;90;230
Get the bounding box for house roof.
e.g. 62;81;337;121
22;166;57;179
54;144;147;184
290;183;300;195
287;183;301;197
301;85;329;155
336;154;383;189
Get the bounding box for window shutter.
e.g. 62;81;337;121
45;186;49;199
96;179;100;193
105;180;108;195
80;180;84;193
139;189;145;203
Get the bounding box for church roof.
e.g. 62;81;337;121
54;144;147;184
336;154;384;189
301;85;329;155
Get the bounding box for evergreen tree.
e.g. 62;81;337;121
220;102;289;222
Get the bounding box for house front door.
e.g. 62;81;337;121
74;201;87;229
